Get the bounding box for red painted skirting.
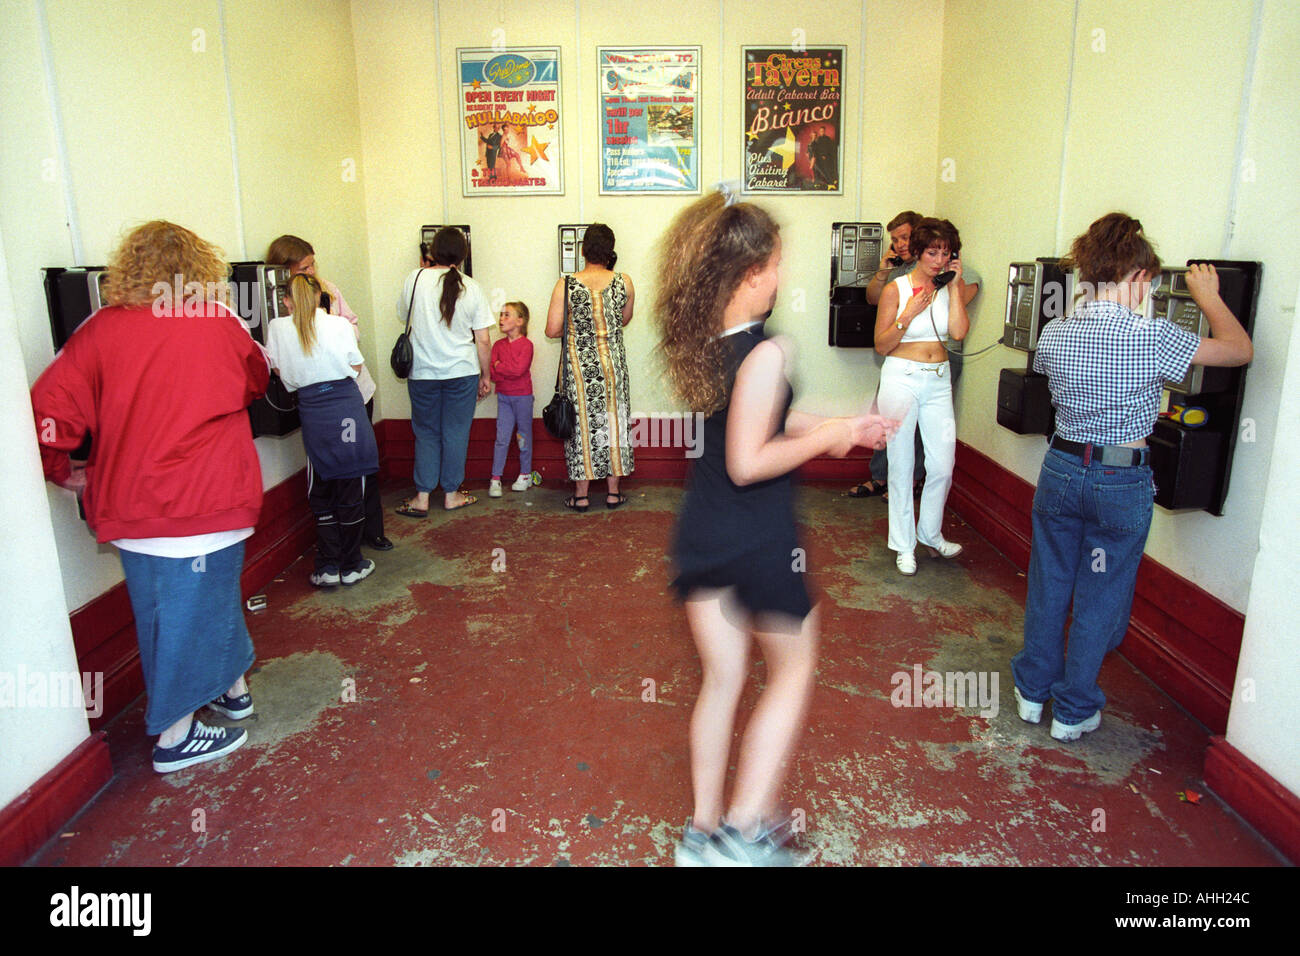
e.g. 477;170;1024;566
377;416;877;484
67;469;316;732
1203;737;1299;864
947;440;1242;734
0;732;112;867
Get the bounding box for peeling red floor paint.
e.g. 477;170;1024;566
29;484;1283;867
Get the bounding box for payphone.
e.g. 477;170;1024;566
558;224;589;274
229;262;297;438
996;258;1071;435
42;266;108;466
44;266;109;350
1145;259;1259;514
421;224;474;276
828;222;885;348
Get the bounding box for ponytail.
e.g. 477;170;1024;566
287;273;321;355
429;227;470;327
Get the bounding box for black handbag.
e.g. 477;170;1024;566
390;269;423;379
542;277;577;440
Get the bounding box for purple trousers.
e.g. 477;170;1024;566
492;393;534;478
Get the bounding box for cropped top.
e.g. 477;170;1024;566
893;274;949;343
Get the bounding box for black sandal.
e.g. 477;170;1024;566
564;496;590;512
847;480;886;499
605;493;628;509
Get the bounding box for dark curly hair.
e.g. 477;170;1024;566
1060;212;1161;287
909;217;961;260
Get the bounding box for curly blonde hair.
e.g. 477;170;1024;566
101;220;228;308
654;193;779;414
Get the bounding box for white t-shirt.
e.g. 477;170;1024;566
399;267;495;380
266;310;363;391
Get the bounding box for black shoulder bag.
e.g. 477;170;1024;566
390;269;423;379
542;276;577;440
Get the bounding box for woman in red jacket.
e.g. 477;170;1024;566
31;221;269;774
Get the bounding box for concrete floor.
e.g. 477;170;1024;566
30;483;1283;866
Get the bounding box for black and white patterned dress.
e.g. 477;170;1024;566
562;274;634;481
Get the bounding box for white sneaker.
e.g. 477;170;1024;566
925;539;963;559
511;474;531;492
1013;686;1043;724
896;551;917;576
340;559;375;586
1050;711;1101;741
489;478;503;498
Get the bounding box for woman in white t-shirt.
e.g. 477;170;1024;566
266;273;379;587
396;227;495;516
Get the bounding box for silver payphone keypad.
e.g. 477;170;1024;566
831;222;884;287
1147;268;1206;394
558;224;588;274
1003;260;1071;352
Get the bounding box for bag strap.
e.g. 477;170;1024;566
554;276;572;393
404;268;424;335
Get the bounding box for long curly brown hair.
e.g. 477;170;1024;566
101;220;228;308
654;194;779;414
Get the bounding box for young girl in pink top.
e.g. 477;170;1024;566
489;301;535;496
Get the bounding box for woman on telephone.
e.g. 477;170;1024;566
1012;213;1252;741
873;217;969;575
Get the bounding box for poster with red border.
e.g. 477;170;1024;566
458;47;563;196
742;47;844;194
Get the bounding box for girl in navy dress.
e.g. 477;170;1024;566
656;191;895;865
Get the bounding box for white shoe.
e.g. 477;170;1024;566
896;551;917;576
511;474;531;492
1050;711;1101;741
489;478;503;498
1013;686;1043;724
925;539;963;559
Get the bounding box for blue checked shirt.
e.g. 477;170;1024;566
1033;300;1200;444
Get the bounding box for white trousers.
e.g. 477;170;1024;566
879;356;956;554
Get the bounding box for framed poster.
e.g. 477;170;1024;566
598;47;700;194
742;47;844;194
458;47;563;196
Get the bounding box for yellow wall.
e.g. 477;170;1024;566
2;0;368;611
937;0;1300;613
354;0;943;425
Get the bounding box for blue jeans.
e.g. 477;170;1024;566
1012;447;1154;725
409;375;478;494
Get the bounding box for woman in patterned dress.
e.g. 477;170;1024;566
544;223;636;510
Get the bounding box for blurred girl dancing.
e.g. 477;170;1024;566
656;191;894;865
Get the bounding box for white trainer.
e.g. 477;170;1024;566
1013;686;1043;724
511;474;531;492
896;551;917;576
489;478;503;498
1050;711;1101;741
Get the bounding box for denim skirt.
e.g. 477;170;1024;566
119;541;255;735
